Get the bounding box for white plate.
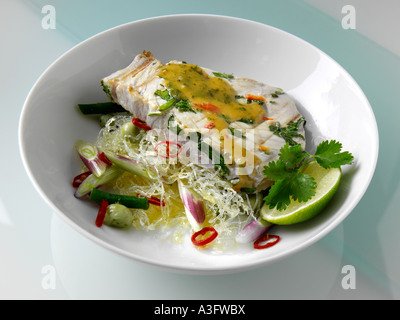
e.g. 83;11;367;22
19;14;378;274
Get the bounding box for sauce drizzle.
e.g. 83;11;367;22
158;63;266;131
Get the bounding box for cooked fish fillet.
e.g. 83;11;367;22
101;51;306;191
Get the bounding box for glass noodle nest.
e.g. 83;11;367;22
95;113;259;249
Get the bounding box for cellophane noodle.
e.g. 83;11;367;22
95;114;256;250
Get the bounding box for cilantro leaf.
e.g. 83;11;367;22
263;179;292;210
263;162;316;210
279;143;308;169
289;171;316;202
262;139;353;211
263;160;292;181
313;140;354;168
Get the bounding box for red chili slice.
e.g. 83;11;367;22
98;152;112;166
72;171;91;188
262;116;274;121
148;196;166;207
245;94;266;102
95;199;109;228
191;227;218;247
136;194;166;207
132;118;151;131
193;103;221;113
253;234;280;250
204;122;215;129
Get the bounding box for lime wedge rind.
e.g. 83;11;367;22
260;161;342;225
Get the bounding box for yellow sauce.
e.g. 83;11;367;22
114;173;187;228
157;63;266;131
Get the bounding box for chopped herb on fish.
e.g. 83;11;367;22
269;117;306;146
159;97;176;111
154;89;171;100
175;99;195;113
187;132;230;176
212;72;234;80
101;80;113;101
228;127;246;139
167;114;182;134
238;118;255;124
271;89;285;98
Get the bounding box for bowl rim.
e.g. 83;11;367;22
18;13;379;274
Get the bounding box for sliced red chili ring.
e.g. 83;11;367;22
191;226;218;247
95;199;109;228
72;171;91;188
132;118;151;131
154;141;182;159
253;234;280;250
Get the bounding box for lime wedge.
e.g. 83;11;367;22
260;161;341;225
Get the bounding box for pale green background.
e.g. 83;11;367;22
1;0;399;299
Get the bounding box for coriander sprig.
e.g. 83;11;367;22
263;140;354;211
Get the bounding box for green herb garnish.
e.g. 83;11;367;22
167;114;182;135
176;99;195;113
187;132;230;176
158;97;176;111
154;88;196;113
212;72;234;80
263;141;354;211
154;89;171;101
219;114;231;124
271;89;284;98
238;118;255;124
269;117;305;146
228;127;246;139
101;80;113;101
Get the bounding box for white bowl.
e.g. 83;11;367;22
19;14;378;274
